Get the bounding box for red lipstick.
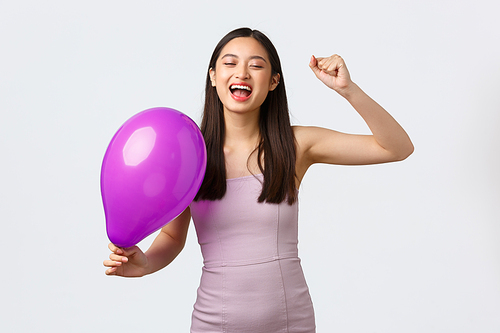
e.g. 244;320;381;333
229;82;253;102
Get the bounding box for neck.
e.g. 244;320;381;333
223;108;261;149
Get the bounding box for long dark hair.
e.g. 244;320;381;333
194;28;297;205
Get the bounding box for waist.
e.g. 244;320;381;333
202;252;299;269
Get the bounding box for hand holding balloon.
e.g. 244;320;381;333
103;243;148;277
103;207;191;277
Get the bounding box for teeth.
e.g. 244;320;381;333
230;85;252;91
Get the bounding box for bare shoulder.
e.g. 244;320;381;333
293;125;342;153
292;125;344;183
292;125;317;137
292;125;320;144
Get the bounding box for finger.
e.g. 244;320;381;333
309;55;323;78
311;55;329;67
103;259;122;268
329;55;345;69
309;55;317;67
325;62;343;76
109;253;128;263
326;64;340;76
108;243;118;253
317;55;342;68
319;56;340;71
309;55;319;71
109;243;124;255
317;56;334;67
105;267;117;275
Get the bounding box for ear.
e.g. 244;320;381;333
269;73;280;91
209;67;216;87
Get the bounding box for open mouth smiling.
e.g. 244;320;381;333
230;83;252;101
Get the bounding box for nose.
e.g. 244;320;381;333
235;64;250;79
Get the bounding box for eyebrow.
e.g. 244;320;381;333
221;53;268;63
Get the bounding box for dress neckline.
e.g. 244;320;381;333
226;173;263;181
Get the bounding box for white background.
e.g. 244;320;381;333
1;0;499;332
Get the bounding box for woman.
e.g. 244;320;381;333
103;28;413;332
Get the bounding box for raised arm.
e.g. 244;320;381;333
294;55;413;181
104;207;191;277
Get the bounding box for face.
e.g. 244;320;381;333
209;37;280;115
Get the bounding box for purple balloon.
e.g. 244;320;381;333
101;107;206;248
